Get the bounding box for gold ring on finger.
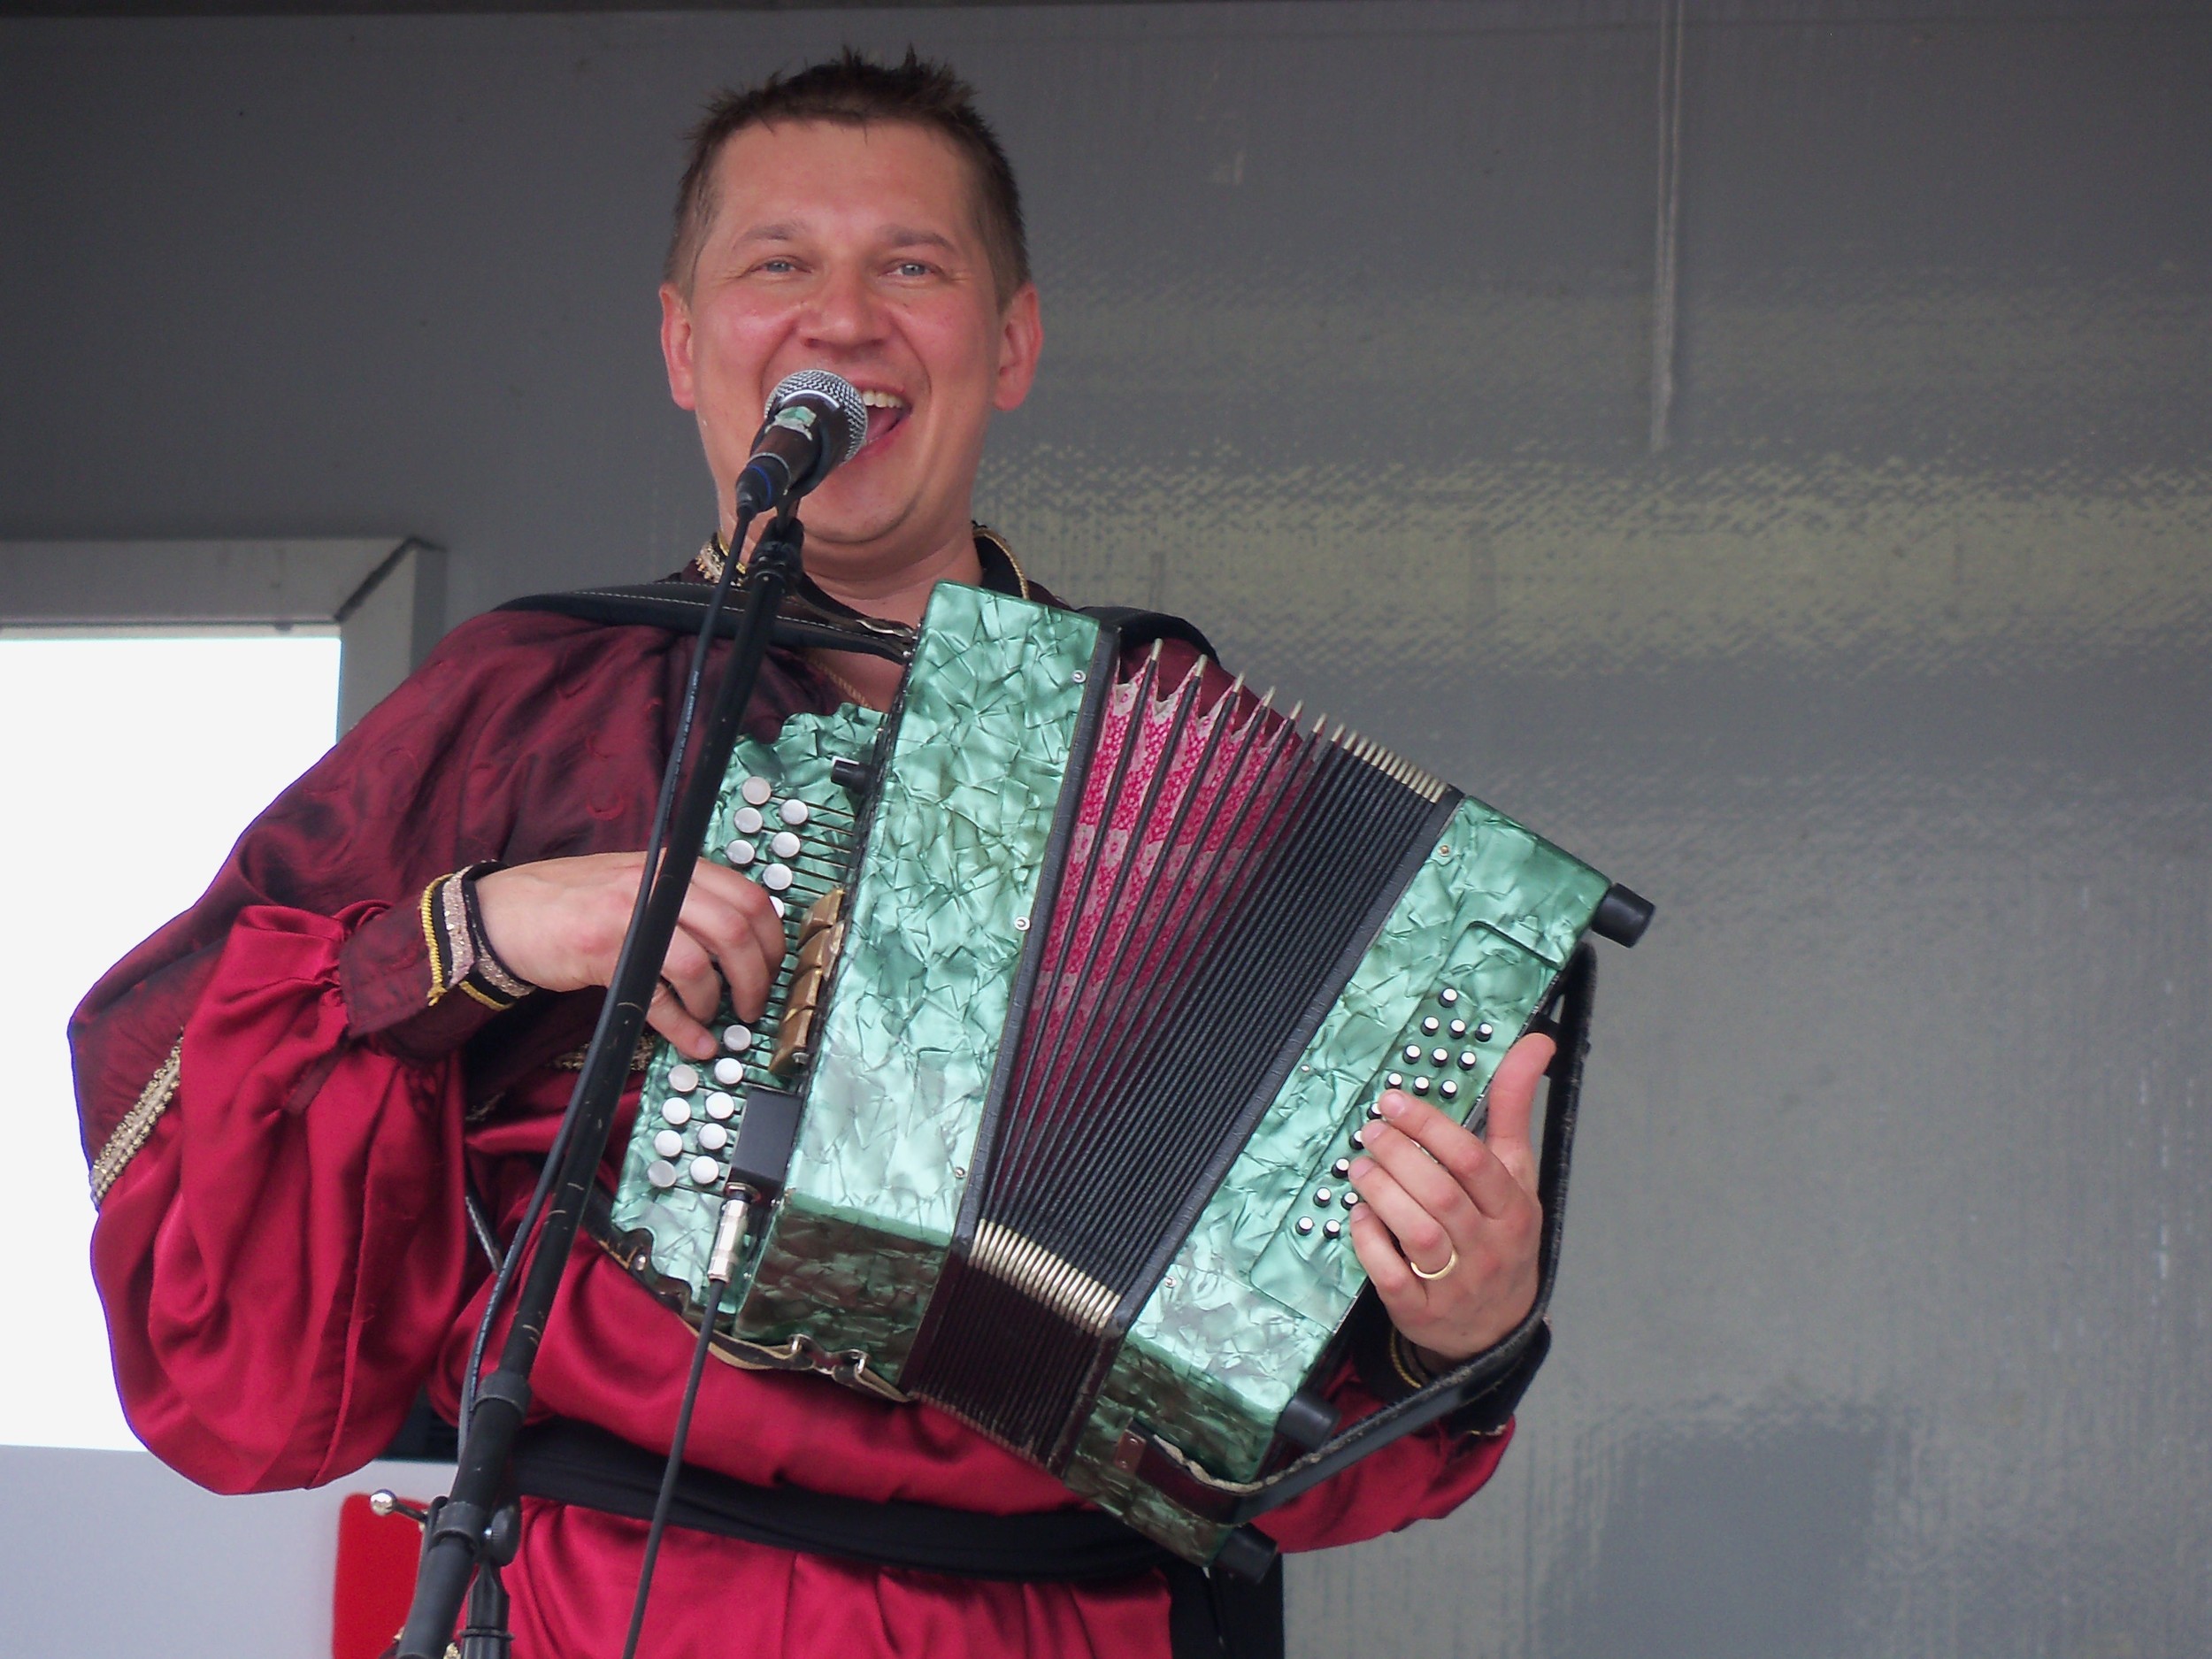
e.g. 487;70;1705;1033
1409;1244;1460;1282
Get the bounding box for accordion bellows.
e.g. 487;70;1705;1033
606;583;1616;1561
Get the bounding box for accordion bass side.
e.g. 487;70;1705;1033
599;582;1650;1564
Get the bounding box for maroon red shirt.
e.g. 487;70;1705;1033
72;561;1509;1657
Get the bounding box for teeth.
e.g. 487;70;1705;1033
857;390;908;410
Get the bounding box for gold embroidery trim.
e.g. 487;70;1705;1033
1388;1326;1434;1393
89;1040;182;1207
419;878;449;1003
972;523;1033;600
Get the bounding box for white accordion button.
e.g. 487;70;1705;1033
689;1156;722;1187
733;805;764;835
696;1122;729;1152
726;838;757;867
780;799;810;826
703;1090;736;1121
722;1025;754;1053
653;1129;684;1159
741;776;774;807
770;830;802;860
666;1064;700;1094
762;864;794;893
646;1159;679;1189
712;1056;745;1087
660;1099;691;1126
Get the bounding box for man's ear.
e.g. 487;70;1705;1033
660;282;699;411
992;284;1044;412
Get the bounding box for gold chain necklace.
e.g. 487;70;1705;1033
810;654;872;707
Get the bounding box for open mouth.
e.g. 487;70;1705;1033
856;388;910;449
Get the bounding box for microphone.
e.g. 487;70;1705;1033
734;370;869;517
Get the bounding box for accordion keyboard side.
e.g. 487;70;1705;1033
1060;795;1613;1560
605;703;886;1316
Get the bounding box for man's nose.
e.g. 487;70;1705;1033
797;262;886;350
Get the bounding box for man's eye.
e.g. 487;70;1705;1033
754;258;797;275
894;261;933;278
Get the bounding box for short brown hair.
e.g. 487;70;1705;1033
664;49;1031;309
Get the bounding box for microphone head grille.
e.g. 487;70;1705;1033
764;370;868;465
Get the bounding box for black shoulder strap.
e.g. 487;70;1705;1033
499;580;914;662
497;583;1220;666
1080;605;1219;662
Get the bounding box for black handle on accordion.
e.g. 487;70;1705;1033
1118;943;1599;1534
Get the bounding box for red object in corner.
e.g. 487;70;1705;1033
334;1492;426;1659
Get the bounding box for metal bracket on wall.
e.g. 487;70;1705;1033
0;536;445;733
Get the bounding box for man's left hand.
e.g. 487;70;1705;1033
1347;1029;1555;1367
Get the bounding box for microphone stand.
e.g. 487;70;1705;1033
396;508;807;1658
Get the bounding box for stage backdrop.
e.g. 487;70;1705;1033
4;4;2208;1655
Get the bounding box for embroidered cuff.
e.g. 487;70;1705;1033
422;863;537;1012
1348;1295;1546;1440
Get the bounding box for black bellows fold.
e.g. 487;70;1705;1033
903;649;1442;1468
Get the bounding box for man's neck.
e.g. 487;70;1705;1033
734;518;981;630
733;517;983;710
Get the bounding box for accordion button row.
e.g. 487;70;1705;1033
643;1154;729;1190
651;1121;728;1157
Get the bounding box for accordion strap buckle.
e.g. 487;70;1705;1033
706;1328;910;1405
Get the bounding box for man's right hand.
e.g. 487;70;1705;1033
474;855;787;1061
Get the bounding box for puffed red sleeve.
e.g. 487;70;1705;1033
92;901;472;1491
72;609;691;1493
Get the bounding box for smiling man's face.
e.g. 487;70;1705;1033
660;118;1041;598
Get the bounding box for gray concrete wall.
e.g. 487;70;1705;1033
4;4;2208;1655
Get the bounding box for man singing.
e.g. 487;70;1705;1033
73;51;1554;1658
